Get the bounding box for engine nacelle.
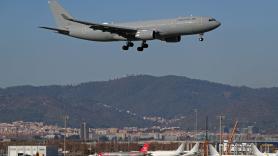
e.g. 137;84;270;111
135;30;155;40
164;36;181;43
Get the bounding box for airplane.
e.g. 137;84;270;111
147;142;185;156
96;143;149;156
147;142;199;156
251;144;278;156
40;0;221;52
208;144;257;156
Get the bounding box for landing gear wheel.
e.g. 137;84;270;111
142;44;148;48
137;47;144;51
122;45;129;50
128;42;134;47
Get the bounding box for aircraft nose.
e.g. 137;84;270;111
215;21;221;28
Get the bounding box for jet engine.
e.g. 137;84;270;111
164;36;181;42
135;30;155;40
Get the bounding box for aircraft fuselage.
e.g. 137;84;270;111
68;16;220;42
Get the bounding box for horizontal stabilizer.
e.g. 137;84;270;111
39;26;69;35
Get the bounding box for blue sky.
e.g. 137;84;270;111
0;0;278;88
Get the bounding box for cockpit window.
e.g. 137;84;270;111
209;18;216;22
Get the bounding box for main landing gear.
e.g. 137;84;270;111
122;41;149;52
122;41;134;51
137;41;148;52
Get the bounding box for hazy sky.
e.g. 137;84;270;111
0;0;278;88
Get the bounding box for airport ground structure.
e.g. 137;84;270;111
1;141;278;156
1;121;278;156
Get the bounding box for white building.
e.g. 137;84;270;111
8;146;58;156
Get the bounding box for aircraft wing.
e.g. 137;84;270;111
64;15;138;39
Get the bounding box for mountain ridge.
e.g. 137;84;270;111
0;75;277;132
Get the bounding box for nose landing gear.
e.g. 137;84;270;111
199;34;204;42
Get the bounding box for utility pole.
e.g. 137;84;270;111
64;115;69;156
204;116;209;156
194;109;198;141
217;115;225;155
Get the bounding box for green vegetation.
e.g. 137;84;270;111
0;75;278;132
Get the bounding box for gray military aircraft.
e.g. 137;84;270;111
41;0;221;51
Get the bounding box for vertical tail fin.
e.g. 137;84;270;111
140;143;149;153
48;0;73;30
209;144;220;156
176;143;185;154
97;153;103;156
251;144;264;156
189;143;199;154
183;143;199;156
